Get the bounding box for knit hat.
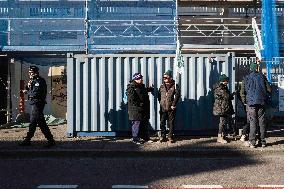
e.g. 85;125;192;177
250;63;258;71
219;74;229;82
29;66;39;73
163;70;173;78
132;73;143;80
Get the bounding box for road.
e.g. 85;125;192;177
0;154;283;189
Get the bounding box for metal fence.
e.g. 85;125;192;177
67;53;235;136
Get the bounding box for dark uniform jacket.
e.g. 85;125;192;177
26;76;47;105
213;82;234;116
127;81;151;121
158;81;181;112
240;71;272;106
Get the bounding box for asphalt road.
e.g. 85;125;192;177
0;155;283;189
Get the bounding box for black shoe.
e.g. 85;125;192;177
132;138;144;145
44;140;56;148
159;138;167;143
19;139;31;146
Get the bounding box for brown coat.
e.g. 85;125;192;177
158;81;181;112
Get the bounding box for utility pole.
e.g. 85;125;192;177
6;58;12;123
84;0;89;54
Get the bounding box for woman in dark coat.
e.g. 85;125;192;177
127;73;153;144
213;74;235;144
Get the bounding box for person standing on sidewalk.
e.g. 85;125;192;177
213;74;235;144
240;62;272;148
19;66;55;147
158;70;181;143
127;73;153;144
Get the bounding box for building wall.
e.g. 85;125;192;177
67;53;235;136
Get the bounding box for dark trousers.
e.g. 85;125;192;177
247;105;266;145
218;115;233;135
242;122;250;136
131;120;149;140
26;103;54;141
242;106;250;135
138;120;150;140
160;110;176;139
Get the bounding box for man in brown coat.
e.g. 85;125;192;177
158;70;181;143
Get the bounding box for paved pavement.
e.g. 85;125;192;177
0;125;284;189
0;124;284;158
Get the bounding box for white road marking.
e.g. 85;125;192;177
183;185;223;188
258;185;284;188
112;185;149;189
37;185;78;189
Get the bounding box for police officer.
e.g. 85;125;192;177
19;66;55;147
240;62;272;148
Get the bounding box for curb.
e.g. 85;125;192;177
1;148;284;159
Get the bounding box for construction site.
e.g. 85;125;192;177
0;0;283;136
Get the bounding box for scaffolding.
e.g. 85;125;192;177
0;0;283;56
262;0;280;82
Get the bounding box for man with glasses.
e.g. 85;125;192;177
158;70;181;143
19;66;55;147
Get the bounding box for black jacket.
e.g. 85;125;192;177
127;81;151;121
27;75;47;105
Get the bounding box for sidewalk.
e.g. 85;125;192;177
0;124;284;158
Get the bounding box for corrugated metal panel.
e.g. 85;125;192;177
67;53;235;136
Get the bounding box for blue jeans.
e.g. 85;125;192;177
131;121;140;140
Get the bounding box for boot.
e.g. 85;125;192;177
168;138;175;143
44;139;56;148
217;134;228;144
19;138;31;146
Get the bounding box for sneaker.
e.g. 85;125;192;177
19;138;31;146
261;142;267;148
141;137;154;143
240;135;247;142
145;139;154;143
244;141;256;148
44;139;56;148
132;138;144;145
217;134;228;144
